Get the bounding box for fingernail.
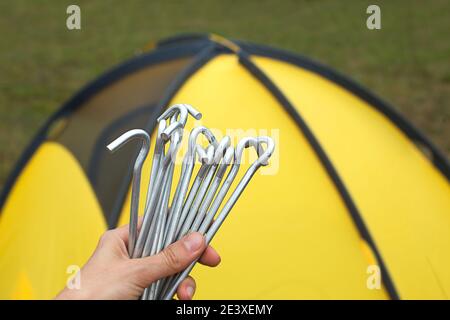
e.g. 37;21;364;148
186;285;195;298
183;233;204;252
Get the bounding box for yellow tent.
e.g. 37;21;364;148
0;34;449;300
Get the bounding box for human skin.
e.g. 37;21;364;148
55;222;220;300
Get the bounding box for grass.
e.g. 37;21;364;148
0;0;449;192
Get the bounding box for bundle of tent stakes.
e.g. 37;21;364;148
107;104;275;300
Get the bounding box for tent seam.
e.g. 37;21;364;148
234;48;401;300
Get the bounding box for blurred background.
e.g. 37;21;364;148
0;0;448;193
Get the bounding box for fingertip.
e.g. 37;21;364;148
199;246;221;267
208;246;221;264
177;277;196;300
182;232;206;254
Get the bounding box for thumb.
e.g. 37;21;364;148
133;232;206;286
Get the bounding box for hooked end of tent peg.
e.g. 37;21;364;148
161;121;183;141
183;103;202;120
106;140;120;153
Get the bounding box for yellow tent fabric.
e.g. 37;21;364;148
0;34;449;299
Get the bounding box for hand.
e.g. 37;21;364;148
55;222;220;300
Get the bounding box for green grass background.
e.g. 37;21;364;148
0;0;449;192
